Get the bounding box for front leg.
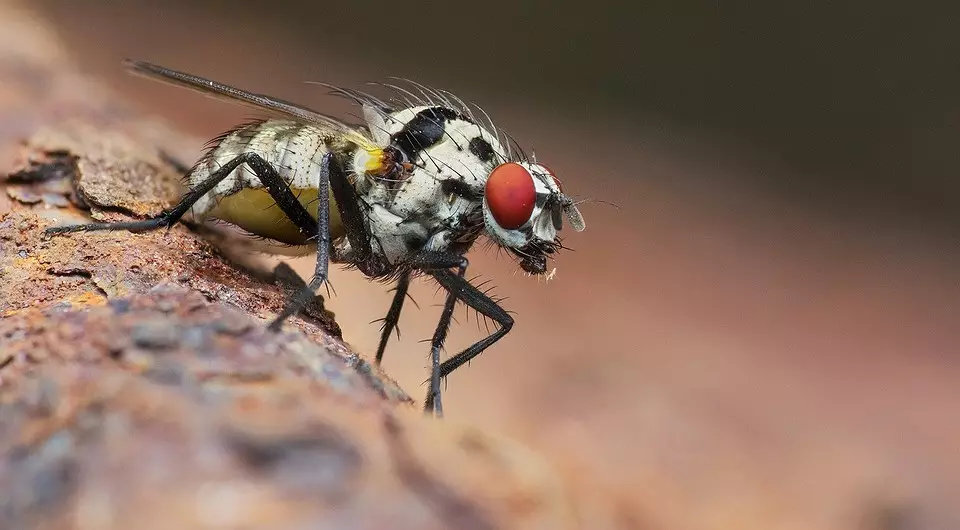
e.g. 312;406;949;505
399;251;514;417
427;266;514;417
373;250;464;368
431;268;514;384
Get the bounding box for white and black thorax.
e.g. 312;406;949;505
343;105;505;270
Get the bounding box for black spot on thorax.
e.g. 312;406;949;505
467;137;494;162
391;107;467;160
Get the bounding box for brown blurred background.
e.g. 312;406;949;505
24;1;960;528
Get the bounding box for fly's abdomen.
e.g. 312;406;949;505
188;119;346;246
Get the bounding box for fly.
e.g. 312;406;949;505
45;59;586;417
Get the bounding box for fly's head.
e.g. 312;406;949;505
483;161;585;274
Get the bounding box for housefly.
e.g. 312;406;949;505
46;59;586;417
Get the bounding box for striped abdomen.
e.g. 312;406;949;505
187;119;355;246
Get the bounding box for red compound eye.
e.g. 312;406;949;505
540;163;564;192
486;162;536;230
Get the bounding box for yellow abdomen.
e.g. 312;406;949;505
210;187;345;246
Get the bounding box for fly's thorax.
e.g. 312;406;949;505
369;106;506;224
385;106;507;186
336;104;511;265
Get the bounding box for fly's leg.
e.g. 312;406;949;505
407;252;466;418
325;148;385;273
397;252;515;418
268;152;336;330
428;275;460;418
432;270;515;383
267;150;387;330
375;271;411;365
323;150;412;365
44;153;317;237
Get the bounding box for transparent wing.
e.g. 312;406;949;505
123;59;362;137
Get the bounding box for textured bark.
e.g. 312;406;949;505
0;5;630;529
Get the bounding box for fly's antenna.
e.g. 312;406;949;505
572;197;620;210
